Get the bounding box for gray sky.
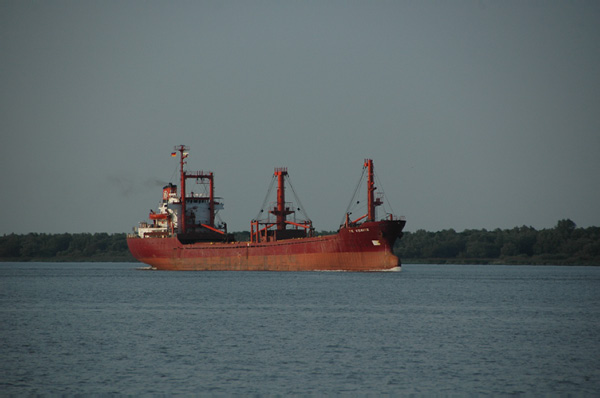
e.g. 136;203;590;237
1;0;599;234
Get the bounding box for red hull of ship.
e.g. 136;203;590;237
127;220;405;271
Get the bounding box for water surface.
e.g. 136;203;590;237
1;263;599;395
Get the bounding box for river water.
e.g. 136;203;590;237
1;263;599;395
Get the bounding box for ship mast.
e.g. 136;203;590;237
175;145;189;234
175;145;217;234
250;167;312;243
366;159;376;222
342;159;384;227
271;167;293;231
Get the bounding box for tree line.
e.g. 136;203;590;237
0;231;327;262
0;233;136;262
1;219;599;264
394;219;600;265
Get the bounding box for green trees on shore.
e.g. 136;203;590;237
1;219;599;264
394;219;600;265
0;233;135;262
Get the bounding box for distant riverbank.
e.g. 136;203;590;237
402;258;598;266
395;219;600;266
2;219;599;265
0;233;137;263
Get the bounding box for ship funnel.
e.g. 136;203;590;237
162;183;177;202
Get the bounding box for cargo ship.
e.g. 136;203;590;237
127;145;406;271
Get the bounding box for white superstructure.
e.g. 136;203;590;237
135;183;225;238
